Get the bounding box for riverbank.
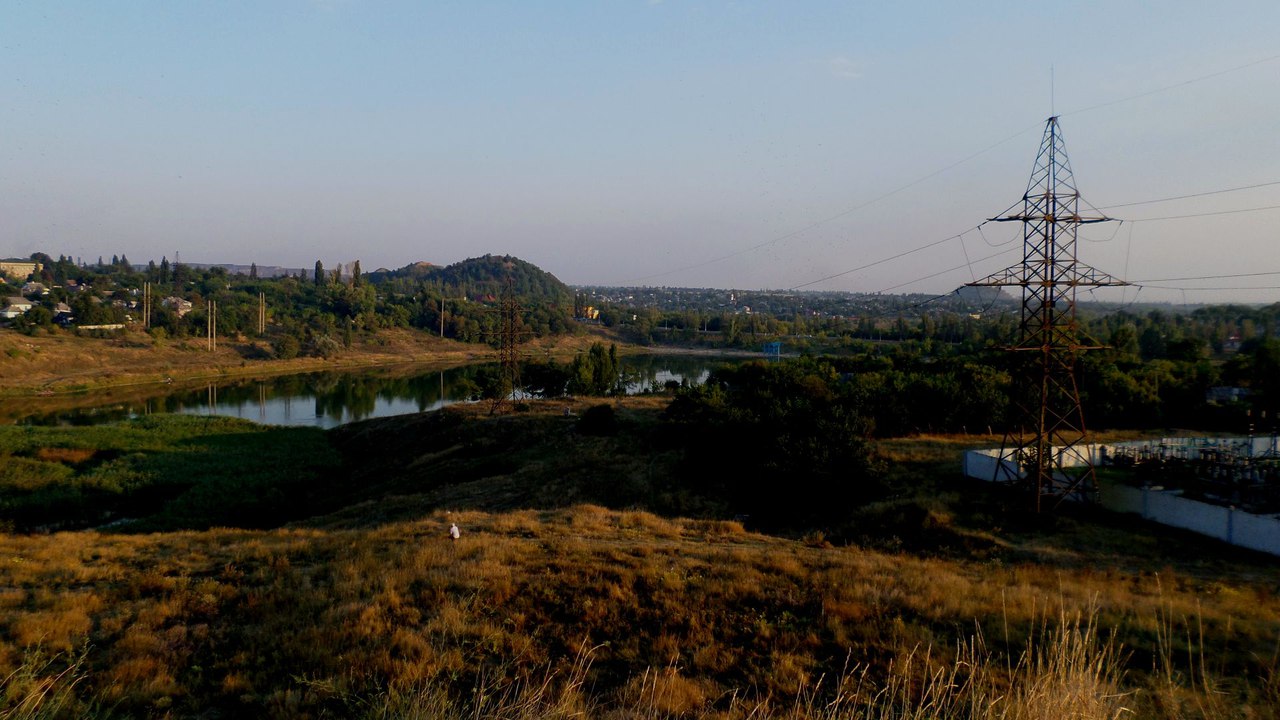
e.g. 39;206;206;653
2;405;1277;717
0;327;460;394
0;325;780;401
0;327;677;397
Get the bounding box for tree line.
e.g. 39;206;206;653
4;252;577;357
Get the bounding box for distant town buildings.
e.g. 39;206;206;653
1;297;34;319
162;296;194;317
0;259;41;280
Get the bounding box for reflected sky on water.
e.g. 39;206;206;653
19;355;748;429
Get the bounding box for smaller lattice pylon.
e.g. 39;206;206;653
490;276;524;415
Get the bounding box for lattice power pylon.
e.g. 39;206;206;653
490;275;524;415
967;116;1128;512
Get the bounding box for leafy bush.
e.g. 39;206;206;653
577;404;618;436
0;416;339;531
273;333;300;359
665;359;884;525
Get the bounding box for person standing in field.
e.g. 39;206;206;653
450;522;460;541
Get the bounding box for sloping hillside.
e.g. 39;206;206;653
370;254;572;304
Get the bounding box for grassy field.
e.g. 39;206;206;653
0;402;1277;718
0;415;347;534
0;326;630;397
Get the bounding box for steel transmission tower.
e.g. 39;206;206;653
966;116;1128;512
490;276;523;415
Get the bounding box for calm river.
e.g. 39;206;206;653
17;354;748;429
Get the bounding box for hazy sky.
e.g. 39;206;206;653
3;1;1279;302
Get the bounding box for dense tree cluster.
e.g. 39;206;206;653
664;358;884;525
3;252;577;355
6;250;1280;429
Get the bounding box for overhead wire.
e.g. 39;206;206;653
974;286;1006;316
871;246;1020;294
632;51;1280;291
1098;179;1280;210
786;226;985;291
977;222;1020;247
625;120;1041;284
906;289;959;310
779;56;1280;294
1059;51;1280;118
1120;221;1135;304
958;232;977;282
799;186;1280;296
1079;220;1125;243
1137;284;1280;291
1120;203;1280;222
1132;270;1280;283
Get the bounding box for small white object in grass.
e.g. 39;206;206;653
450;523;460;540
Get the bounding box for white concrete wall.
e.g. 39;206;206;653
963;445;1280;557
1100;485;1280;556
962;448;1020;482
1145;490;1231;541
1233;510;1280;555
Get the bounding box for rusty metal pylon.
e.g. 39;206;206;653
490;275;523;415
967;116;1128;512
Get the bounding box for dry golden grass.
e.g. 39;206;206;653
0;326;635;399
0;502;1275;718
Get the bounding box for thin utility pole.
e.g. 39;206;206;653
207;300;217;351
258;292;266;334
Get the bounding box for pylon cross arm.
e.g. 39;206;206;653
990;215;1111;224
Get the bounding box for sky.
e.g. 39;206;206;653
3;1;1279;303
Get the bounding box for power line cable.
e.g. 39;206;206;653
1132;270;1280;283
1137;284;1280;292
958;232;977;282
908;289;959;310
872;246;1020;294
977;222;1020;247
1060;52;1280;118
1079;220;1126;243
783;58;1280;292
786;225;985;291
1120;221;1135;305
1122;203;1280;222
625;124;1042;284
632;52;1280;288
1099;179;1280;209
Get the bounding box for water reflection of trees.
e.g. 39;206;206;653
19;357;735;427
618;355;733;394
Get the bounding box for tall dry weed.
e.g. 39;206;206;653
0;646;92;720
350;641;600;720
353;611;1130;720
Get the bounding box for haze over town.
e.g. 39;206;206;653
3;1;1279;302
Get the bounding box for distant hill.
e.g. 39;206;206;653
954;285;1012;306
370;254;571;303
188;263;307;278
